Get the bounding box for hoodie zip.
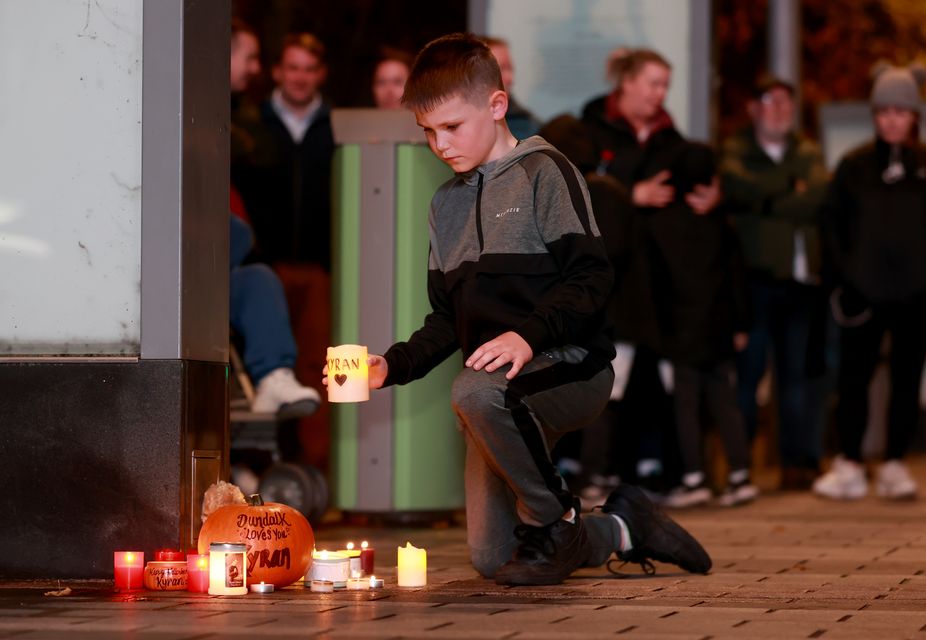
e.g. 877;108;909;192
475;171;485;251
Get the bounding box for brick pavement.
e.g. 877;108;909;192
3;459;926;639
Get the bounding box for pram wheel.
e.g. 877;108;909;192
257;462;328;526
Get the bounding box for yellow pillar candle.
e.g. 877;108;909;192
396;542;427;587
326;344;369;402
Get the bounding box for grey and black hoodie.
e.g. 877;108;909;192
383;136;615;386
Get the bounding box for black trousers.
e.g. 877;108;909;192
674;359;752;475
836;297;926;462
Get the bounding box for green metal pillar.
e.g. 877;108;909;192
330;110;463;515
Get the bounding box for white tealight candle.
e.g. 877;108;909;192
346;577;368;590
249;581;274;594
396;542;427;587
326;345;370;403
310;580;334;593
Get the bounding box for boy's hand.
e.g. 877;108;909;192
466;332;533;380
685;176;721;215
632;170;674;208
323;355;388;390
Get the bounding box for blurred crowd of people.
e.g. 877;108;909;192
226;20;926;508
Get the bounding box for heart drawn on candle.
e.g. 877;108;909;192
334;374;348;386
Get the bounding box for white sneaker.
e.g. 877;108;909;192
876;459;917;500
663;483;712;508
252;368;321;419
717;481;759;507
813;456;867;500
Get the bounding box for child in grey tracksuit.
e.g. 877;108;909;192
382;134;618;576
337;34;711;586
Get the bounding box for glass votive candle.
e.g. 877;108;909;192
186;554;209;593
338;542;363;576
208;542;247;596
307;551;350;588
360;541;375;575
113;551;144;590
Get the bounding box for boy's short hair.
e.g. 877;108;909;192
611;48;671;89
277;32;326;66
478;35;508;49
402;33;504;112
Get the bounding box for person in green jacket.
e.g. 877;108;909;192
719;75;830;490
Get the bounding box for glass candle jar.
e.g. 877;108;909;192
208;542;247;595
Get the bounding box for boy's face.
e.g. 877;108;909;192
415;91;508;173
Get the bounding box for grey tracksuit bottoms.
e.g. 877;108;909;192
450;345;620;578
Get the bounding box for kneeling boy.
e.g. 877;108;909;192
326;33;711;585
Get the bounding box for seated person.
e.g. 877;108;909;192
230;215;320;418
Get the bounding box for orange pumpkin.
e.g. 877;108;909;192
198;494;314;588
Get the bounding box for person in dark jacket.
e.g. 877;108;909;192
815;64;926;501
582;49;756;505
233;33;335;270
481;36;542;140
719;75;831;490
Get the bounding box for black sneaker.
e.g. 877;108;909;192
494;512;591;586
602;484;712;574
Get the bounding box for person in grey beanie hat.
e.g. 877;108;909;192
815;62;926;502
870;63;926;112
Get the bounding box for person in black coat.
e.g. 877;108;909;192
581;49;756;508
233;33;335;270
815;64;926;501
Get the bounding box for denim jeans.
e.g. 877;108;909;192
229;216;298;383
736;279;828;469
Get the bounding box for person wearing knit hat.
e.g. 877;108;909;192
870;63;926;112
815;62;926;502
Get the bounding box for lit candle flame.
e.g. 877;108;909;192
361;541;369;549
346;542;355;551
125;552;135;562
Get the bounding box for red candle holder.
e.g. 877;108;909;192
186;554;209;593
360;541;375;576
114;551;144;590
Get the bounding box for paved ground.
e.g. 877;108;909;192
4;459;926;639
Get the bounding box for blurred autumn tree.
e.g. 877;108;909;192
716;0;926;140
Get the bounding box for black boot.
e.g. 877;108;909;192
602;484;712;574
494;508;590;586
